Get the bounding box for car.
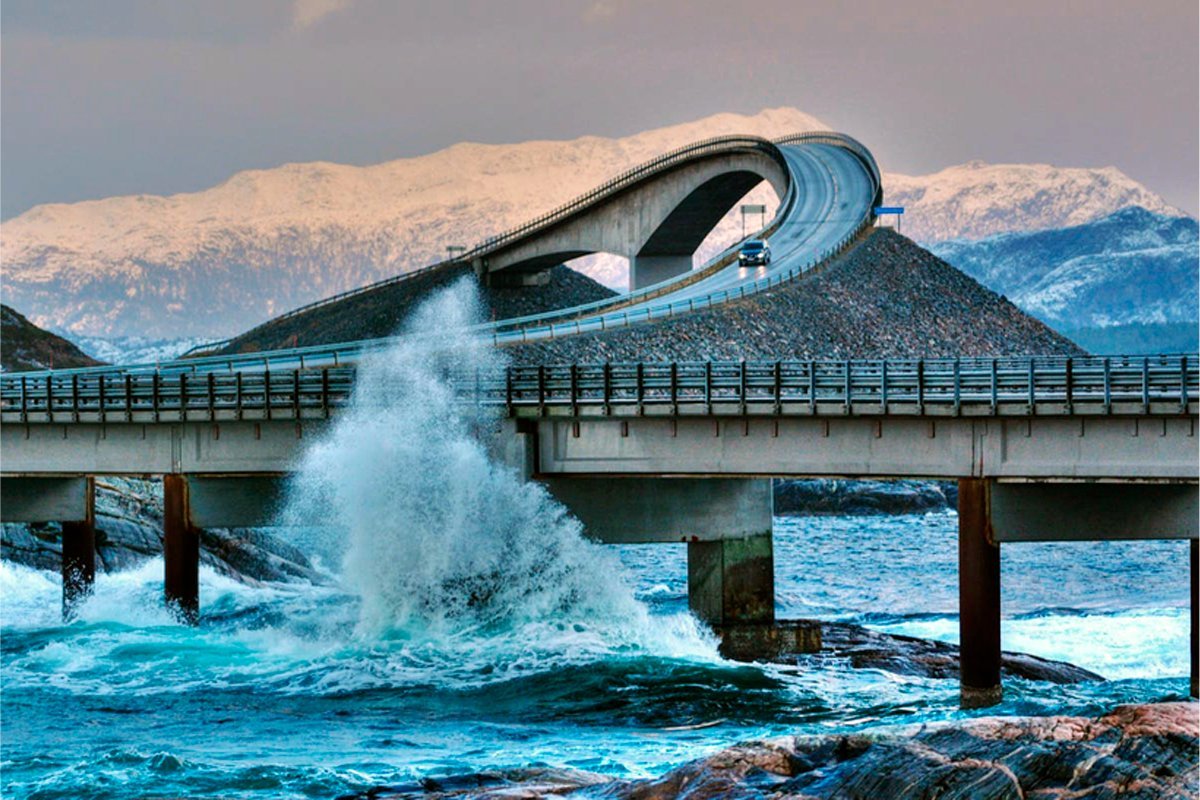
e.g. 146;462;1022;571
738;239;771;266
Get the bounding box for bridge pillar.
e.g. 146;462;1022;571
958;478;1002;708
61;478;96;621
630;254;692;291
1192;538;1198;699
163;474;199;625
687;533;775;628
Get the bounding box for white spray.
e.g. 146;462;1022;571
281;279;705;653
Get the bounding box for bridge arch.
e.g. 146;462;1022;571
474;141;790;290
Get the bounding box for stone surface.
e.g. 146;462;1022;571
348;703;1199;799
774;479;957;516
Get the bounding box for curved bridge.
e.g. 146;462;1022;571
22;131;883;376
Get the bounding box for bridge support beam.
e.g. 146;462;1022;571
61;478;97;622
687;533;775;628
163;474;199;625
0;476;97;620
630;254;692;291
1193;539;1198;698
958;478;1002;709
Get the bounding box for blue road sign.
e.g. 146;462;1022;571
874;206;905;214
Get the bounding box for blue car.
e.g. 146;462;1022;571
738;239;771;266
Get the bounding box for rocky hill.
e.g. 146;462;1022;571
0;305;102;372
928;207;1198;347
508;230;1082;363
214;265;616;355
3;106;1182;343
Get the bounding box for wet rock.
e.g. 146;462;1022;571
774;479;956;516
356;703;1198;799
813;621;1103;683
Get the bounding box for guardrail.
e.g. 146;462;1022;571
5;356;1194;423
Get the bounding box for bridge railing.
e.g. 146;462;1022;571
4;356;1195;423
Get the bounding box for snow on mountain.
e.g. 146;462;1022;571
1;105;1186;340
928;207;1198;331
886;161;1182;244
1;107;823;339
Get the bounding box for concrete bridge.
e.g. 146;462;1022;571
3;355;1196;706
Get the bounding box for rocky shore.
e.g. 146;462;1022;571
343;702;1199;799
0;478;323;585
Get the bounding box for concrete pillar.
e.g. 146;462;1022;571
958;478;1002;708
1192;538;1198;699
61;477;96;621
163;474;199;625
630;254;692;291
687;533;775;627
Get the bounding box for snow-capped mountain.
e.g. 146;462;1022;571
1;106;1185;340
886;161;1182;244
929;207;1198;331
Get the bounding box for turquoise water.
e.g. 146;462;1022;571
1;514;1191;799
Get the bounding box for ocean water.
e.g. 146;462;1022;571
2;282;1191;797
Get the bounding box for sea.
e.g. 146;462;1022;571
2;282;1192;798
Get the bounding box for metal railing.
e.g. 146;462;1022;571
5;356;1194;423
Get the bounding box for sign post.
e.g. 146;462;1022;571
873;206;905;233
740;204;767;238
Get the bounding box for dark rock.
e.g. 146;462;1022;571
813;620;1103;683
351;703;1198;799
774;479;956;516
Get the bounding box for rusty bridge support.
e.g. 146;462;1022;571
958;478;1002;709
163;474;200;625
61;477;96;621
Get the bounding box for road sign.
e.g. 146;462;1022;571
874;206;904;215
741;204;767;214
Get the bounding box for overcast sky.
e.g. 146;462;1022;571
2;0;1196;219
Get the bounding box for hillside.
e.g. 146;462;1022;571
215;264;617;354
929;207;1198;337
507;229;1082;363
2;106;1181;342
0;305;102;372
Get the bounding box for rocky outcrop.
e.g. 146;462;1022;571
347;703;1199;799
0;478;324;585
1;304;102;372
774;479;957;516
814;621;1101;684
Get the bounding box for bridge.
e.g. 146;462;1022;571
2;131;1196;708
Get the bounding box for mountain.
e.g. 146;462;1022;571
928;207;1198;348
886;161;1183;243
1;305;102;372
1;106;1183;341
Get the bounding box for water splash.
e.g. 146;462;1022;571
279;278;710;652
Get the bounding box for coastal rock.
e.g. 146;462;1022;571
774;479;957;516
814;621;1102;684
354;703;1198;799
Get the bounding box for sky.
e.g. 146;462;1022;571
2;0;1197;220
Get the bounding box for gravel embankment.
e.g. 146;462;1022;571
216;264;616;354
507;229;1084;363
